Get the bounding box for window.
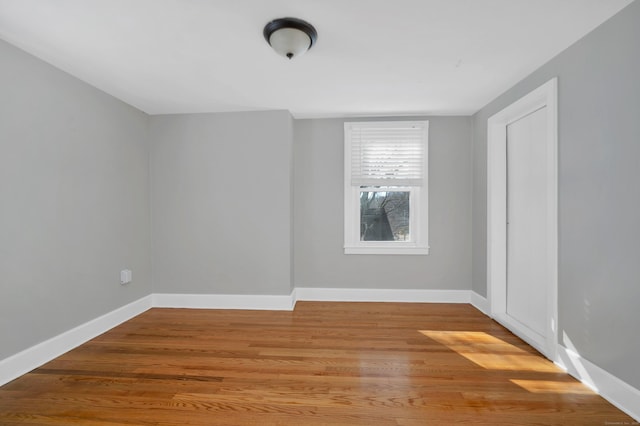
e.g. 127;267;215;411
344;121;429;255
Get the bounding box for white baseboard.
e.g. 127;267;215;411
295;287;471;303
556;344;640;422
153;292;296;311
154;288;473;310
470;291;490;315
0;295;152;387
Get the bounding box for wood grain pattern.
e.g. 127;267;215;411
0;302;635;425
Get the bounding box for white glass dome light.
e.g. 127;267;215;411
263;17;317;60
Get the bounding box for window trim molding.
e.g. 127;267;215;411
344;120;429;255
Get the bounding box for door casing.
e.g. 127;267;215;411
486;78;558;361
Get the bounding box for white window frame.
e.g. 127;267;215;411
344;121;429;255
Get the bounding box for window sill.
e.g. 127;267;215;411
344;246;430;255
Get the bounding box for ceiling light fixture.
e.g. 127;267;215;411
263;17;317;60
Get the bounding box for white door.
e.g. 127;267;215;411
487;77;557;360
506;107;548;340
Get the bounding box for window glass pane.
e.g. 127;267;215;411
360;191;410;241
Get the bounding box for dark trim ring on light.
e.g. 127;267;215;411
263;17;318;48
263;17;318;59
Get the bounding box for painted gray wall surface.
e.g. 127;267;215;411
294;117;472;290
471;1;640;388
150;111;293;295
0;39;151;359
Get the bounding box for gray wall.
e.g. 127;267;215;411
294;117;472;290
150;111;294;295
0;39;151;359
471;1;640;388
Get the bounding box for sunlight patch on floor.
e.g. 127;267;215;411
420;331;557;372
510;379;595;395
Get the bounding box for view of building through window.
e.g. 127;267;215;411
359;189;410;241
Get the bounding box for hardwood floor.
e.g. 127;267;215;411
0;302;635;425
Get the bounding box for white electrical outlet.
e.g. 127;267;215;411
120;269;132;285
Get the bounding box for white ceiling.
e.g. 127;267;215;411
0;0;634;117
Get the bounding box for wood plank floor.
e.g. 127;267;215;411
0;302;635;425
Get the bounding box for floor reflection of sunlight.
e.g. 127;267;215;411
510;379;595;395
420;331;557;372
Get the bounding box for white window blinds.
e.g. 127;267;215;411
347;121;427;186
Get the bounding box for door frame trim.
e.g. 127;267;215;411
487;77;558;361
